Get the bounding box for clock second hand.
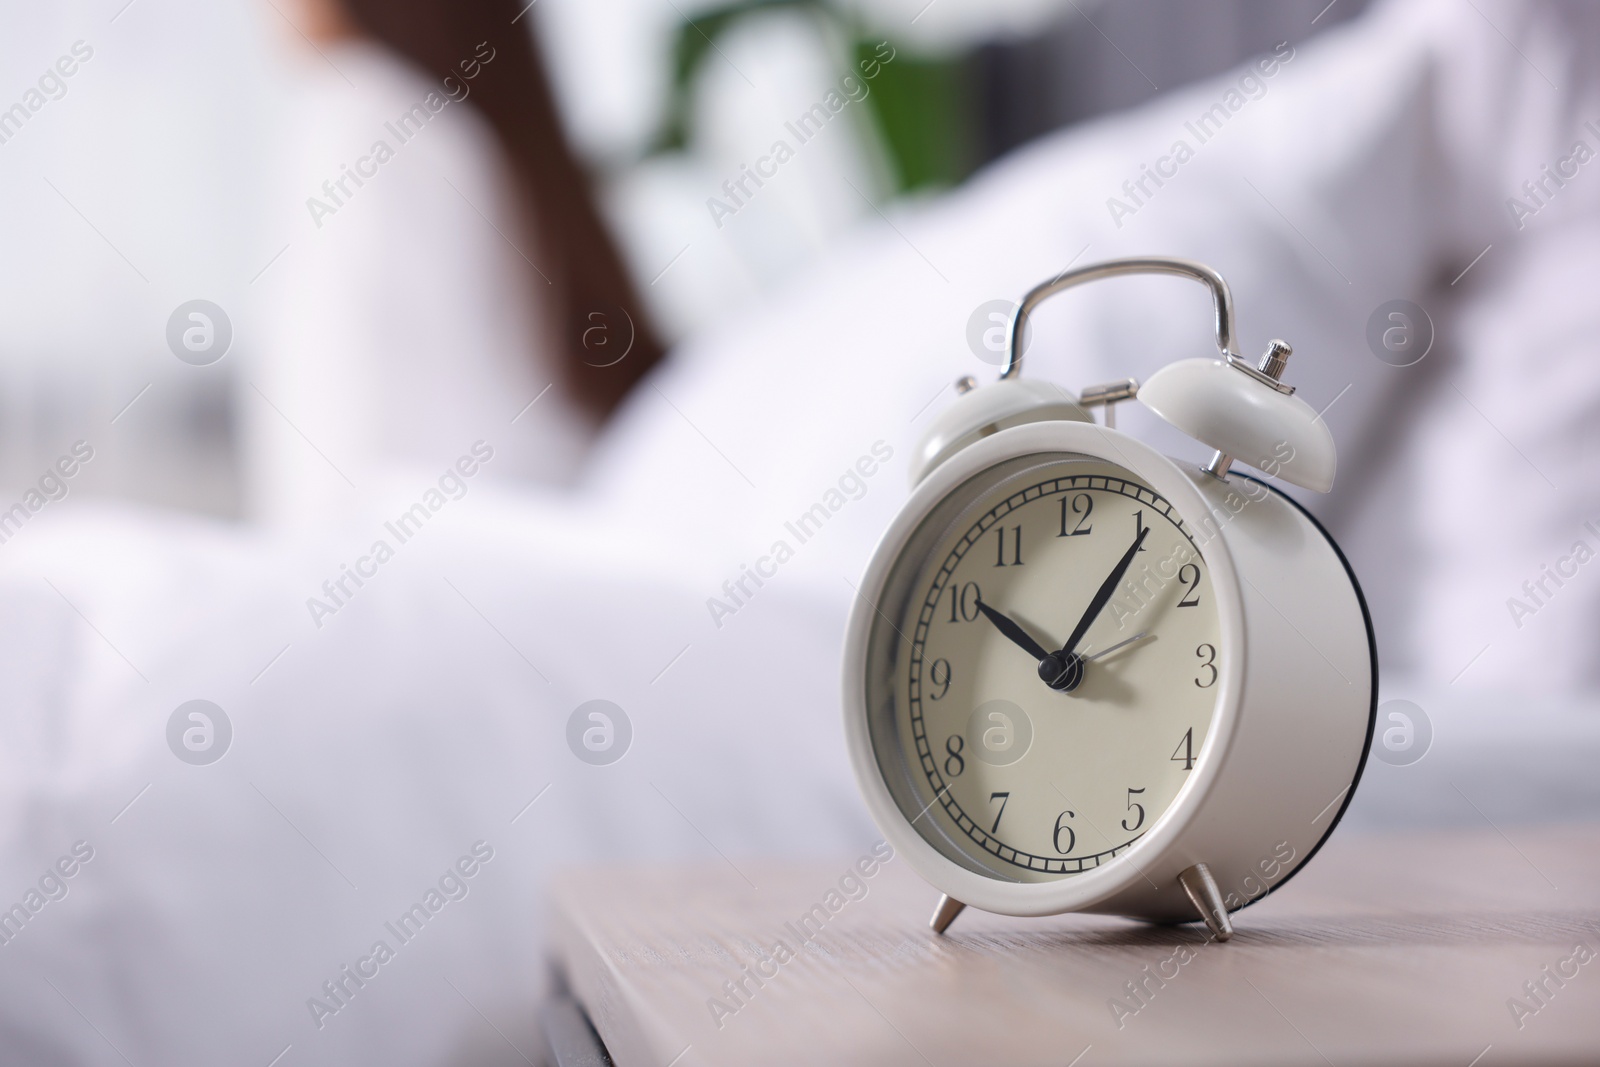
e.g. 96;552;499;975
1085;631;1153;661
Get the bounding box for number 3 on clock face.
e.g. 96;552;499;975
874;457;1223;883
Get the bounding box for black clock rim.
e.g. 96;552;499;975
1214;472;1380;918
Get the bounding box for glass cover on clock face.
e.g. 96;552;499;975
864;454;1225;883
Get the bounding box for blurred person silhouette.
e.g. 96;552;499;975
252;0;664;523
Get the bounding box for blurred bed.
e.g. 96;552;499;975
3;1;1600;1065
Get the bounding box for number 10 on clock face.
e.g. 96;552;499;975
873;457;1223;883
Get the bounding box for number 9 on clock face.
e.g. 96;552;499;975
864;456;1222;883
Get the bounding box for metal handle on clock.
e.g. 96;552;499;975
1000;257;1240;381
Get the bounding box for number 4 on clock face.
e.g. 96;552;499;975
1172;728;1195;771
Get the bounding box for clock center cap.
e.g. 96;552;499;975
1040;652;1084;692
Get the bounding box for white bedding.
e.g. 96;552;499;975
0;491;871;1065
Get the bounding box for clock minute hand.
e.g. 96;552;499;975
973;598;1052;663
1039;526;1149;693
1059;525;1150;658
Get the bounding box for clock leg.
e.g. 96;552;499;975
1177;863;1234;942
929;894;966;935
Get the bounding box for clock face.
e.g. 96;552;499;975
865;454;1224;883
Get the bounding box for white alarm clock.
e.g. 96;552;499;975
842;258;1376;940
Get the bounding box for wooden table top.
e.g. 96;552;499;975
550;824;1600;1066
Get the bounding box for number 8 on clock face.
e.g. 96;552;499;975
886;457;1222;882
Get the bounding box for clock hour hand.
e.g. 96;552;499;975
1041;525;1149;692
973;598;1053;663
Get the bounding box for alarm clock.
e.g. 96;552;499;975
841;257;1376;940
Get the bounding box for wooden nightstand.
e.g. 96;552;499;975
546;825;1600;1066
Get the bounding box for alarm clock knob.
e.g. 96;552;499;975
1257;338;1292;381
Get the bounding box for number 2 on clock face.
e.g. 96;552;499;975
890;460;1222;883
